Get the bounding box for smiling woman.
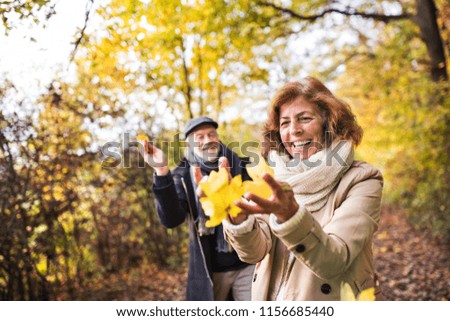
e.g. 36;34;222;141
222;76;383;301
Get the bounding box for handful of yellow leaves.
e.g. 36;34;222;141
199;157;275;227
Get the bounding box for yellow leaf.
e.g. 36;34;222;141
229;173;243;188
358;287;375;301
245;156;274;199
227;175;245;217
376;231;388;240
228;203;242;217
205;216;224;228
243;177;273;199
136;134;149;141
340;283;356;301
246;156;274;180
340;282;375;301
200;195;228;227
198;171;245;227
199;167;229;196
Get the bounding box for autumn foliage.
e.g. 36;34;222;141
1;0;449;300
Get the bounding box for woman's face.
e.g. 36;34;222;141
279;96;324;160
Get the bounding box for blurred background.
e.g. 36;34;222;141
0;0;448;301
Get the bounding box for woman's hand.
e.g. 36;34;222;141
235;173;299;223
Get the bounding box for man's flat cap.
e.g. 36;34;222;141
183;116;218;137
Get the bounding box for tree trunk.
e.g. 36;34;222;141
414;0;448;81
197;40;205;116
179;37;194;119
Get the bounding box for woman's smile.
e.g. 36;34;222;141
279;97;324;160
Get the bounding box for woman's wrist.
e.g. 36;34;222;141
222;215;255;235
269;205;306;235
274;201;299;223
229;213;249;225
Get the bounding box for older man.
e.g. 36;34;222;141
139;117;254;300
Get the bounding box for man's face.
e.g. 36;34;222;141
188;124;220;161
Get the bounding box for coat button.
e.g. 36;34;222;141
295;244;306;253
321;283;332;294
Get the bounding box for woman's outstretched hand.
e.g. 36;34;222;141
235;173;299;223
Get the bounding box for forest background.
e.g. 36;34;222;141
0;0;448;301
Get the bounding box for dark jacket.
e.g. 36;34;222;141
152;148;251;300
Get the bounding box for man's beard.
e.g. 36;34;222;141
198;142;220;162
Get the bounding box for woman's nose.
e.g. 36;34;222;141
290;121;302;136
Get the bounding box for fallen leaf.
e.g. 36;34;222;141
340;282;375;301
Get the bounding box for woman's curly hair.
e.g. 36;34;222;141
262;76;363;158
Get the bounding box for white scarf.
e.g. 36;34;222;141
269;140;354;212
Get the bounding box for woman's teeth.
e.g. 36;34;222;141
292;141;310;148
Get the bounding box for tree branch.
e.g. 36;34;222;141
257;1;412;23
69;0;95;62
178;36;194;120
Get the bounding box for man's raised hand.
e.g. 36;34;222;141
137;138;169;176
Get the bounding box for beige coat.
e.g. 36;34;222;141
224;161;383;300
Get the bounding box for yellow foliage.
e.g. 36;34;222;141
53;185;65;202
376;231;388;240
340;283;375;301
199;168;244;227
246;156;274;179
36;256;48;275
136;134;149;142
358;287;376;301
243;178;272;199
243;156;274;199
198;157;276;227
199;168;229;196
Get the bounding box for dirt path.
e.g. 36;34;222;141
69;264;186;301
74;206;449;301
373;206;450;300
